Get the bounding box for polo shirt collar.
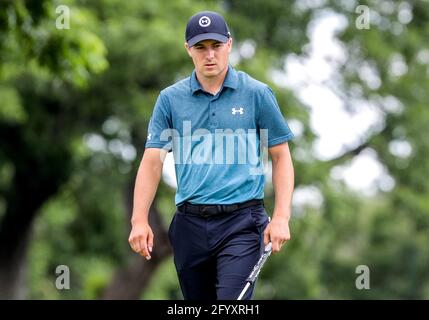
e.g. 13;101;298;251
190;65;238;94
223;65;238;90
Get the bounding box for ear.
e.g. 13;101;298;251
184;42;192;58
227;38;233;53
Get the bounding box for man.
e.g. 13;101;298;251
128;11;294;300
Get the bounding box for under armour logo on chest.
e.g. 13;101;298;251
232;107;244;115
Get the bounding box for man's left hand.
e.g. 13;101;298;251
263;215;291;253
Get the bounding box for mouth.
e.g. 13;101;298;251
205;63;216;67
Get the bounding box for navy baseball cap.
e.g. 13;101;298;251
185;11;231;47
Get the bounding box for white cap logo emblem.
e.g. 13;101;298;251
199;16;211;27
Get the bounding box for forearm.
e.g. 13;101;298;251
271;151;294;221
131;153;163;225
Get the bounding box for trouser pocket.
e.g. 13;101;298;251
249;204;269;233
168;211;178;244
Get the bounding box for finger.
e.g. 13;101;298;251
128;236;134;250
147;230;154;253
128;238;133;251
131;238;141;253
272;240;281;253
139;237;151;260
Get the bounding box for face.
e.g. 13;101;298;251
185;38;232;80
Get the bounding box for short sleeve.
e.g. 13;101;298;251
145;92;173;150
258;86;294;147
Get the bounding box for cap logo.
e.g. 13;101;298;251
199;16;211;27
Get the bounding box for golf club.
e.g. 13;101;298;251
237;241;272;300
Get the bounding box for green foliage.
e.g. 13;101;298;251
0;85;26;123
0;0;108;87
1;0;428;299
142;257;182;300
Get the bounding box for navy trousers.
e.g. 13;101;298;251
168;202;269;300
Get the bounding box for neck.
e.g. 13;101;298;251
196;67;228;95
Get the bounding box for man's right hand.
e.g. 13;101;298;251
128;221;154;260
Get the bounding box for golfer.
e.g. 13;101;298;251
128;10;294;300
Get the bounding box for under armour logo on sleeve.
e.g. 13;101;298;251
231;107;244;115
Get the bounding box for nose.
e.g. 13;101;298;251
206;47;215;59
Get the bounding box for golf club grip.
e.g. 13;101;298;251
246;242;272;283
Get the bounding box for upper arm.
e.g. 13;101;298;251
142;147;166;172
268;142;292;163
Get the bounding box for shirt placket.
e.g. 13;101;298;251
208;93;220;129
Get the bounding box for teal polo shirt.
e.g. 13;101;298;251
146;65;294;206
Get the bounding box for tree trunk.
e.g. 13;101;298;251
0;212;33;299
0;171;66;299
0;124;71;299
100;202;172;299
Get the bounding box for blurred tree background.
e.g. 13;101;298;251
0;0;428;299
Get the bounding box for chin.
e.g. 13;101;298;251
201;70;219;77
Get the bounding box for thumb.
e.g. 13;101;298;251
263;227;270;246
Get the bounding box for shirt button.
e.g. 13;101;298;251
212;112;215;116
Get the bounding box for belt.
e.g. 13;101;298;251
177;199;264;218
